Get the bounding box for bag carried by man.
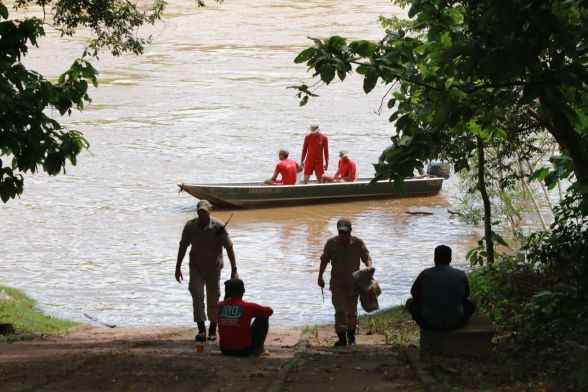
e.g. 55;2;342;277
352;267;382;313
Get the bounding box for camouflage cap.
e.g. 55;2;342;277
197;199;212;212
336;218;352;232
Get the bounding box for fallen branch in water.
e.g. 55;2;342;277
447;209;463;217
84;313;116;328
406;210;434;215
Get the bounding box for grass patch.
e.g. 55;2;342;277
358;305;419;348
0;285;78;341
301;324;319;339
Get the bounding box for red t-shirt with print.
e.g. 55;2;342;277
217;299;273;350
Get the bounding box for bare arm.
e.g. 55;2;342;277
318;258;329;288
175;243;188;283
365;256;373;268
226;246;239;279
318;240;332;288
360;240;372;268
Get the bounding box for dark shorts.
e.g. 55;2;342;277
405;298;476;331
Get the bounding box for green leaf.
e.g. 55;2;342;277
294;47;317;64
388;111;400;123
350;40;377;57
356;64;370;75
492;127;507;140
0;3;8;19
530;167;550;182
326;35;347;50
467;120;489;140
491;231;509;247
363;69;378;93
440;32;452;49
319;65;336;84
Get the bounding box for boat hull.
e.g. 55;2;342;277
178;177;444;208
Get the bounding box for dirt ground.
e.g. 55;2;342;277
0;325;421;391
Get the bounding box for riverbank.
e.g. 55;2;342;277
0;313;527;391
1;287;578;390
0;286;78;341
1;287;417;390
0;312;546;391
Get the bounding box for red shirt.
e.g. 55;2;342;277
338;158;357;181
217;299;273;350
274;159;299;185
301;133;329;164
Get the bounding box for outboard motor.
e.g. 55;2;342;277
427;161;450;179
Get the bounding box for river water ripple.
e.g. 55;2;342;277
0;0;481;327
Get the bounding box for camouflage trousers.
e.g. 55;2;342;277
188;264;221;323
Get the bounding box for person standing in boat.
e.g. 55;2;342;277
175;199;239;342
300;124;329;184
318;218;373;346
322;149;357;183
264;148;303;185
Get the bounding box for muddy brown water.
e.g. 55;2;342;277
0;0;481;328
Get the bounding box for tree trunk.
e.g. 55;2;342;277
540;97;588;187
477;137;494;265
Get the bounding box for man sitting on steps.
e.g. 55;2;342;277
217;279;273;356
405;245;475;330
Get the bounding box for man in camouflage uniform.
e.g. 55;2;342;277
176;199;238;342
318;218;373;346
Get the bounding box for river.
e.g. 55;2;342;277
0;0;481;328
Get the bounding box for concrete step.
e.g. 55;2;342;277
419;315;495;360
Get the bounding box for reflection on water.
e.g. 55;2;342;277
0;0;481;327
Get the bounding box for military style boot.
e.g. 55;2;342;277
334;331;347;347
347;329;356;345
207;322;217;341
195;321;206;342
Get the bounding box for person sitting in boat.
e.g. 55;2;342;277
322;149;357;183
301;124;329;184
264;148;302;186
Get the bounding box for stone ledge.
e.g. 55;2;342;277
419;315;495;360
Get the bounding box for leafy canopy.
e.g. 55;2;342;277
293;0;588;210
0;0;220;202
